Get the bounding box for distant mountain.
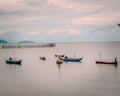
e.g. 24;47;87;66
18;40;35;43
0;39;8;44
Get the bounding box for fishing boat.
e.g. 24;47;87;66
40;57;46;60
63;57;83;62
6;51;22;65
55;54;83;62
96;51;118;65
63;52;83;62
6;58;22;65
96;57;118;65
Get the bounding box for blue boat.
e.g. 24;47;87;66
63;57;83;62
6;58;22;65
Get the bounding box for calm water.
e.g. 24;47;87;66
0;42;120;96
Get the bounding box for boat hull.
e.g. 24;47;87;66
96;61;117;65
56;60;63;64
6;60;22;65
63;58;83;62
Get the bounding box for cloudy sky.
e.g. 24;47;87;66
0;0;120;43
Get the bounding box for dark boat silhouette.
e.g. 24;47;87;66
6;58;22;65
40;57;46;60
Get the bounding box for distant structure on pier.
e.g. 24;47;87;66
0;43;56;49
117;24;120;27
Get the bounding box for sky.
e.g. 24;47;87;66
0;0;120;43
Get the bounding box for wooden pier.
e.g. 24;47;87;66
0;43;56;49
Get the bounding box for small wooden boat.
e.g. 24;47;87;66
63;57;83;62
96;58;118;66
96;51;118;66
40;57;46;60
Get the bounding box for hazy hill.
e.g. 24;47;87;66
18;40;35;43
0;39;8;44
0;40;35;44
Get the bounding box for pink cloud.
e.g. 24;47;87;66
0;15;48;25
47;0;103;13
71;12;120;26
0;0;48;12
46;28;82;35
0;0;28;11
15;15;48;24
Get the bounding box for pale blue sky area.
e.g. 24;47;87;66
0;0;120;43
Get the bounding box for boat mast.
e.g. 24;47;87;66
74;51;76;57
100;51;101;61
13;51;16;60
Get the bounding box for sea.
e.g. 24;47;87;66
0;42;120;96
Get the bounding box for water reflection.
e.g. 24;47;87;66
96;63;119;80
56;63;63;70
5;64;22;81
